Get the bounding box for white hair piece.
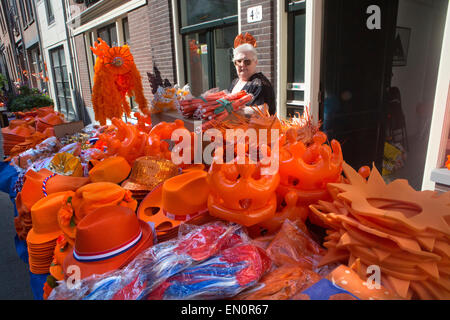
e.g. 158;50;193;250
232;43;257;62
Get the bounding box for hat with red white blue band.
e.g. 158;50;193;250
73;230;143;262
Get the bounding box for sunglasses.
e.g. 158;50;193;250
234;59;253;66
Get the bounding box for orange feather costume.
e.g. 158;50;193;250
90;38;149;125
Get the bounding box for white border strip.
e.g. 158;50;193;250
73;231;142;261
71;0;147;36
172;0;185;86
422;5;450;191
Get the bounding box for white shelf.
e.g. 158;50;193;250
430;168;450;186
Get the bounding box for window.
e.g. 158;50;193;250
122;18;130;45
286;2;306;117
0;9;6;33
19;0;28;27
45;0;55;25
28;46;44;90
179;0;237;28
50;46;77;121
179;0;238;96
25;0;34;22
97;23;118;47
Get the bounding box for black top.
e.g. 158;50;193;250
228;72;276;115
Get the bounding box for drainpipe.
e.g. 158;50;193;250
31;0;48;93
61;0;86;124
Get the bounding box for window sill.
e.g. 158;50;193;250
430;168;450;187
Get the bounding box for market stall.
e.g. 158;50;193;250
1;37;449;301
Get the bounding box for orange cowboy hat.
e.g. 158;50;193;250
88;156;132;184
63;206;153;280
27;191;70;245
137;170;212;239
20;169;90;212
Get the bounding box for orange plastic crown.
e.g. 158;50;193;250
207;147;280;226
279;130;343;190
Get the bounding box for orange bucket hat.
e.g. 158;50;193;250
27;191;70;245
63;206;153;279
137;170;211;238
88;156;132;184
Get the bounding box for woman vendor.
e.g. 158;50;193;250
229;33;276;116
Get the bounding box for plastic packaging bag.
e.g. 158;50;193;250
48;222;247;300
147;244;272;300
265;219;325;271
234;219;326;300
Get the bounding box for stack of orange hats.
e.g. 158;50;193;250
1;122;35;155
26;192;69;274
121;156;179;203
14;169;90;240
309;162;450;300
35;110;65;133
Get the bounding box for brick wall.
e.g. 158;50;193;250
147;0;176;85
74;34;92;108
239;0;276;87
128;4;154;101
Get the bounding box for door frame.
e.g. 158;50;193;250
49;45;74;119
422;6;450;191
277;0;323;122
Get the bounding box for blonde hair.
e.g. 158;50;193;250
232;43;257;62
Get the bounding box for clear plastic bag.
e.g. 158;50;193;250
147;244;272;300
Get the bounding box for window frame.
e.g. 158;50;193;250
44;0;55;26
178;0;238;95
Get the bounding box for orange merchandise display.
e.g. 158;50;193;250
90;38;149;125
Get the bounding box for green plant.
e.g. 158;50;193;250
8;85;54;112
0;73;7;92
